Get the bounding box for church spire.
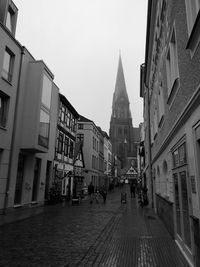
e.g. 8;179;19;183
112;54;132;119
109;53;138;169
113;54;128;103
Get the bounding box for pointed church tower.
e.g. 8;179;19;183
109;55;137;169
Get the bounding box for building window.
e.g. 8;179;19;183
41;74;52;109
118;127;122;137
38;109;50;148
185;0;200;54
78;123;83;129
57;132;63;154
69;140;74;159
2;48;15;83
172;143;187;168
153;108;158;137
60;105;65;123
158;82;165;124
77;133;84;142
185;0;200;36
124;127;128;136
6;7;14;32
166;27;179;98
0;93;9;128
71;117;76;132
64;136;69;157
150;123;154;144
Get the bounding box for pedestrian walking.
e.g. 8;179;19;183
94;187;100;203
100;185;107;204
130;183;136;198
88;182;94;204
142;185;149;206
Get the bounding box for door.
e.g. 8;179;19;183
14;153;25;205
45;161;52;200
173;168;192;257
32;158;41;202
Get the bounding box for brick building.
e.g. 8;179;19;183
141;0;200;265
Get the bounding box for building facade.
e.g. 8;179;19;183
97;127;105;187
142;0;200;265
109;55;139;169
77;115;100;189
103;131;113;189
0;0;21;214
53;93;79;198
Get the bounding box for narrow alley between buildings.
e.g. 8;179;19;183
0;186;189;267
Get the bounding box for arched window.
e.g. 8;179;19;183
124;127;128;136
118;127;122;137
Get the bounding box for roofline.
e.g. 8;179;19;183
144;0;157;86
59;93;79;118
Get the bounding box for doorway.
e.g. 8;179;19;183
32;158;41;202
172;141;192;260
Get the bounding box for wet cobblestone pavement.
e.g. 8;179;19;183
0;187;190;266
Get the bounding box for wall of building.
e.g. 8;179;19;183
0;23;21;211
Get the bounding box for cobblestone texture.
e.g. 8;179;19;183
0;186;190;267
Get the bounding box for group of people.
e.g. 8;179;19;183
129;182;149;207
88;182;107;204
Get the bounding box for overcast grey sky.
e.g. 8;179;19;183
14;0;147;134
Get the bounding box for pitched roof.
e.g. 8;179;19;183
59;93;79;118
121;162;137;176
78;114;93;123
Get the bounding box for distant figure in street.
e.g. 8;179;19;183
100;185;107;204
88;182;95;204
94;187;100;203
130;183;136;198
142;185;149;206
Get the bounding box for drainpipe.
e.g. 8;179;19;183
145;83;154;209
3;46;25;214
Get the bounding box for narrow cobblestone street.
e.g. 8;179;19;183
0;186;190;267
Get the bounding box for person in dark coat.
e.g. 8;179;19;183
88;182;94;204
130;183;136;198
100;185;107;204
